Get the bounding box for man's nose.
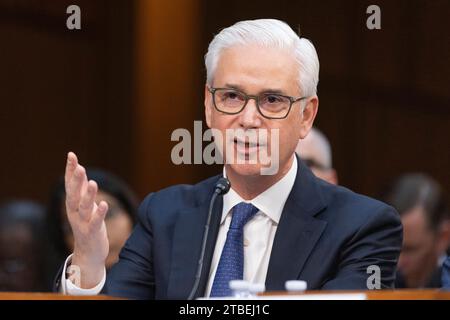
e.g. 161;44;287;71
238;98;261;128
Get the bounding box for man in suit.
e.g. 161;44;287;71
59;19;402;299
382;173;450;288
443;257;450;289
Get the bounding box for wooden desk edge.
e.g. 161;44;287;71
261;289;450;300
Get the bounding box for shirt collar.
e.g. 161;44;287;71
221;156;298;224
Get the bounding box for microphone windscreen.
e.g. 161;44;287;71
215;178;231;195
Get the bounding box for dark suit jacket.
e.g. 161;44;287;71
443;257;450;289
100;159;402;299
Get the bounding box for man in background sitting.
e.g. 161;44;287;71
295;127;338;185
443;256;450;288
382;173;450;288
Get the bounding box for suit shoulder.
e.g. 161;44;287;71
317;179;400;223
138;174;221;214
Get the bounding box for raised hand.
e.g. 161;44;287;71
65;152;109;288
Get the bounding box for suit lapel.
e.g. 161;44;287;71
266;158;328;291
166;159;328;296
166;177;223;299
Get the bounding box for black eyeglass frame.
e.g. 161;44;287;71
207;86;308;120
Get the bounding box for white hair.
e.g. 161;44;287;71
205;19;320;97
296;127;333;168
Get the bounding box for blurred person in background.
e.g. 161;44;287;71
48;169;138;272
382;173;450;288
0;200;49;292
295;127;338;185
443;256;450;288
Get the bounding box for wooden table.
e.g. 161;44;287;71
0;292;120;300
262;289;450;300
0;290;449;300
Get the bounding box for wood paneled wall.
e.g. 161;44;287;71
0;0;448;204
201;0;450;197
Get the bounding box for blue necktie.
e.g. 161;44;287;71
210;202;259;297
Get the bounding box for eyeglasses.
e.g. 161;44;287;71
208;86;308;119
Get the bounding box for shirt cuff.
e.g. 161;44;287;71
60;253;106;295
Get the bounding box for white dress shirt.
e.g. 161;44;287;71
63;157;298;296
204;156;297;297
60;254;106;295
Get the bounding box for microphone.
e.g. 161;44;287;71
214;177;231;196
187;177;231;300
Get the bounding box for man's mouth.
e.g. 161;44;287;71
232;138;266;153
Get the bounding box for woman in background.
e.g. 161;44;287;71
48;169;138;272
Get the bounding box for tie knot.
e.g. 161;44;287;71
230;202;258;230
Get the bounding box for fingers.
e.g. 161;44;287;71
66;164;88;214
64;152;108;229
90;200;108;230
65;152;78;190
79;180;98;221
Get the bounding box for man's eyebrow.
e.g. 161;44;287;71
224;83;286;95
223;83;245;91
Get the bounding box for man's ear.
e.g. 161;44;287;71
299;96;319;139
204;85;212;129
